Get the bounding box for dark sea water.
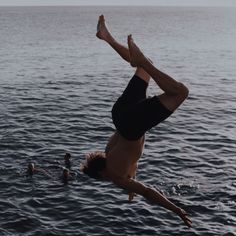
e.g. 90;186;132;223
0;6;236;236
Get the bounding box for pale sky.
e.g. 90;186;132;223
0;0;236;6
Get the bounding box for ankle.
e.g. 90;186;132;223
142;55;153;67
108;37;117;46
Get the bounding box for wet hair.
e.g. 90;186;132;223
80;151;106;180
64;153;71;168
64;153;71;160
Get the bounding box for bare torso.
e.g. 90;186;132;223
105;132;145;179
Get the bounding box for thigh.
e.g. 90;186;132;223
158;93;187;112
129;96;173;131
112;96;172;140
119;75;148;105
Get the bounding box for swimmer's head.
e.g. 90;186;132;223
64;153;71;160
80;151;106;180
64;153;71;164
28;163;35;175
63;168;70;180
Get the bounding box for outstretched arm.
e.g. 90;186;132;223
35;168;53;178
113;177;192;227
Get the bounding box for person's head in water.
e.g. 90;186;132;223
64;153;71;168
62;168;70;182
27;163;35;175
80;151;106;180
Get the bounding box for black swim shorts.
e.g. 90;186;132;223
111;75;173;140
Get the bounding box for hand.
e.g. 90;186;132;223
176;208;192;228
128;192;136;202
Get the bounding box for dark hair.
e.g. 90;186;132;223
64;153;71;159
81;151;106;179
64;153;71;168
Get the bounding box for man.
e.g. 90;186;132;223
81;15;192;227
26;163;51;177
62;167;77;183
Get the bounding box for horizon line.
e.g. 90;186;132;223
0;4;236;7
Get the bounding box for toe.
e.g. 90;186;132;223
127;34;132;47
99;14;105;22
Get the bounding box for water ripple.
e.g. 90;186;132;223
0;5;236;236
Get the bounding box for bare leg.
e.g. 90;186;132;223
96;15;150;83
128;35;189;111
96;15;130;62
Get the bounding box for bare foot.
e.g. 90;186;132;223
96;15;113;43
127;35;146;67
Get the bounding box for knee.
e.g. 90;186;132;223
178;82;189;99
135;68;151;82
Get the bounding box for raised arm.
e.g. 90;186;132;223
35;168;53;178
113;177;192;227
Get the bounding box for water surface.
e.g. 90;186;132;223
0;6;236;236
